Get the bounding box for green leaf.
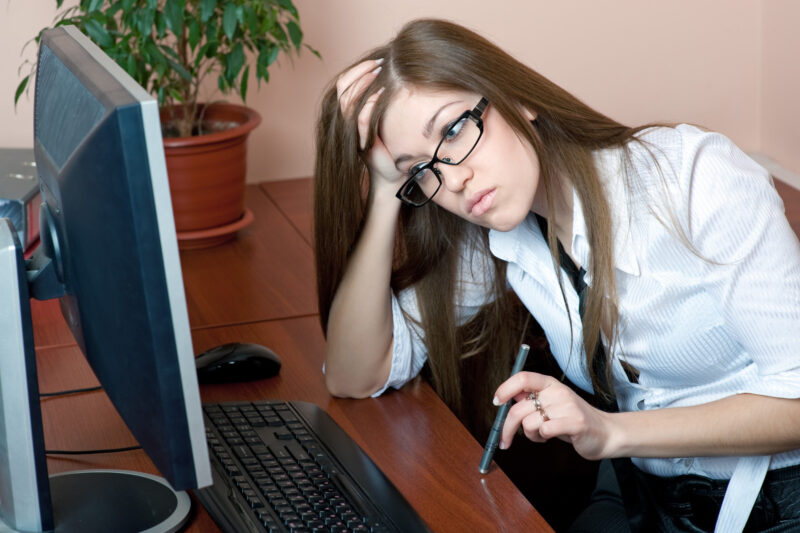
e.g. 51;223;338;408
86;0;103;13
222;2;238;40
244;5;258;34
287;20;302;50
14;76;30;107
199;0;216;23
84;18;114;48
136;8;156;36
105;2;123;19
169;88;184;102
225;41;245;84
240;65;249;101
122;0;135;12
125;54;137;77
205;16;218;42
165;56;192;81
163;0;184;35
266;45;279;66
155;11;167;38
277;0;298;18
305;44;321;59
187;18;201;50
270;23;287;44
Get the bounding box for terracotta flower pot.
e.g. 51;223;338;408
161;103;261;249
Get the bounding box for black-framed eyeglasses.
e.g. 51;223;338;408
395;97;488;207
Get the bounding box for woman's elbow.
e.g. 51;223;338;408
324;372;378;399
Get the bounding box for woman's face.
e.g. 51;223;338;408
380;86;541;231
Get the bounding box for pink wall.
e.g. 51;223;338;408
1;1;792;183
762;0;800;176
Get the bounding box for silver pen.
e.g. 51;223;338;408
478;344;530;474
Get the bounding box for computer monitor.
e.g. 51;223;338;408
0;25;211;532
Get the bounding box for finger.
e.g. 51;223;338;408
356;87;384;150
336;58;384;99
520;412;549;443
493;371;553;406
499;398;543;448
339;69;381;119
337;60;384;117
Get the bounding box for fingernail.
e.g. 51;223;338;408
375;87;385;96
492;396;501;406
371;65;382;75
499;441;507;450
375;57;385;65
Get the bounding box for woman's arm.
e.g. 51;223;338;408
324;188;401;397
494;373;800;460
323;59;405;398
607;393;800;458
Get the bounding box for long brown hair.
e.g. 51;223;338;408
314;19;656;427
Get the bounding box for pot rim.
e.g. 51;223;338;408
161;103;262;148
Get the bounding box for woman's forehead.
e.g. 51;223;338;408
380;87;477;146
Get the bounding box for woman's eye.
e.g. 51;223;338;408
409;162;429;181
443;117;466;141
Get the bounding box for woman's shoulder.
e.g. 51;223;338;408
631;123;747;165
623;124;764;188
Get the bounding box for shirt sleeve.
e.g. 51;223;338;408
371;240;497;396
678;125;800;398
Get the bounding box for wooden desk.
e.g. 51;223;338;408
34;181;552;532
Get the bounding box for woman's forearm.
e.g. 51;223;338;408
324;188;402;398
606;393;800;459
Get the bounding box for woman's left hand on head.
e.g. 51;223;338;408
494;371;615;461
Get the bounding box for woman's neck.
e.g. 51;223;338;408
532;175;578;266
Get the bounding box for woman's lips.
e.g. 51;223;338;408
467;188;496;216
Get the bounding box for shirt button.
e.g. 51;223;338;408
636;399;645;410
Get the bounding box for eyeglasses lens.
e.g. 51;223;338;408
399;115;481;206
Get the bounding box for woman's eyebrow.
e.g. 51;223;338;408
423;101;461;138
394;100;464;169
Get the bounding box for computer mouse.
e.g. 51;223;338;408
195;342;282;384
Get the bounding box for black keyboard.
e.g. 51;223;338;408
194;400;430;533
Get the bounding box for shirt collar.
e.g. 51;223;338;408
490;147;641;278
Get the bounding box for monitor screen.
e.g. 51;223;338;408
0;24;211;531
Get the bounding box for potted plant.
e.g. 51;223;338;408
17;0;318;248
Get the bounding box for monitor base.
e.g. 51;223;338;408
49;470;191;533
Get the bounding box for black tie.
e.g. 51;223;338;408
534;214;610;397
535;214;649;529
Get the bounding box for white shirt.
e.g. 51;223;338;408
378;124;800;530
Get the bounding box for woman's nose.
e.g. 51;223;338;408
439;163;473;192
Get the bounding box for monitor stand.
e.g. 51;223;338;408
49;470;191;533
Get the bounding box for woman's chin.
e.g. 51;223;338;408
481;211;527;232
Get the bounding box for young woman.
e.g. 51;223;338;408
314;18;800;532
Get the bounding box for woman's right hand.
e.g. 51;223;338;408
335;59;403;198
